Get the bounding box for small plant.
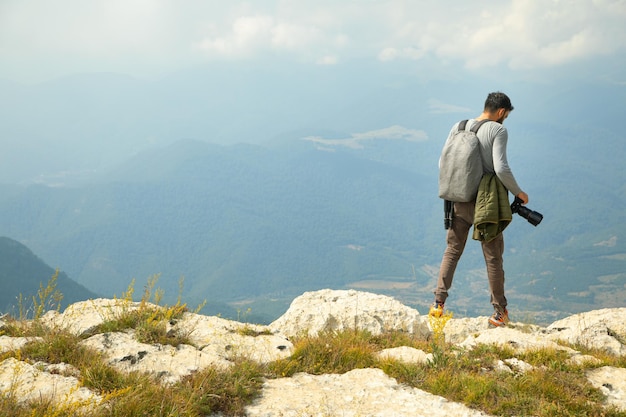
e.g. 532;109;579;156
12;270;64;322
33;269;64;320
427;308;453;369
428;308;453;346
89;275;193;347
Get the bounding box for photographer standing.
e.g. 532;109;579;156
430;92;529;327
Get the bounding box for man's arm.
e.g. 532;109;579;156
492;128;525;200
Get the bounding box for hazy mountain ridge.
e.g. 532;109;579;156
2;66;622;185
0;138;434;320
0;119;625;323
0;69;624;323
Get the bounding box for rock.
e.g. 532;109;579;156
443;316;493;344
245;368;490;417
34;361;82;378
76;310;294;384
458;326;577;354
544;308;626;355
503;358;533;373
80;331;232;384
566;353;603;366
41;298;293;380
172;312;293;363
377;346;433;364
40;298;151;336
270;289;430;339
586;366;626;411
443;316;542;345
494;360;514;373
0;357;101;412
0;335;41;354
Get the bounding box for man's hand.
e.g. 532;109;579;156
516;192;529;205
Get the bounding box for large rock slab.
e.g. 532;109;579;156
80;331;232;384
41;299;294;372
270;289;430;339
245;367;491;416
78;311;294;384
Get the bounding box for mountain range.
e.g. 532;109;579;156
0;68;624;324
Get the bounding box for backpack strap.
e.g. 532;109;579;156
458;119;490;133
469;119;490;134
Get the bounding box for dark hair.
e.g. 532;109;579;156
484;92;514;112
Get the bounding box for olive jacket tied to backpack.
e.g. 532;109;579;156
473;173;512;242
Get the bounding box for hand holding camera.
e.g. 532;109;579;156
511;196;543;226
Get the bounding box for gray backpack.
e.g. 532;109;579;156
438;119;490;202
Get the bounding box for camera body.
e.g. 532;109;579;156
511;196;543;226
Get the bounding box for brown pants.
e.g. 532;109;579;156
435;201;507;308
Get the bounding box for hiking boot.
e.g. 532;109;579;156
428;301;445;318
488;307;509;327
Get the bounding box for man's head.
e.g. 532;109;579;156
484;92;514;123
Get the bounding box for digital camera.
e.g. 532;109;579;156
511;196;543;226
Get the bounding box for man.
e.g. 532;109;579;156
430;91;529;327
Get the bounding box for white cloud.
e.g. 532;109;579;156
378;47;424;62
303;126;428;150
381;0;626;71
195;11;343;61
428;100;471;114
272;22;321;50
595;236;618;247
197;15;277;57
0;0;624;82
316;55;338;66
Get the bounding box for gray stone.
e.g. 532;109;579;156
245;368;491;417
544;308;626;355
80;331;232;384
270;289;431;339
172;312;293;363
377;346;433;364
587;366;626;411
0;357;101;412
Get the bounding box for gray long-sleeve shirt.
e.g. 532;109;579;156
447;119;523;197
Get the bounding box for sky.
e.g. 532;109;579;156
1;0;625;85
0;0;625;185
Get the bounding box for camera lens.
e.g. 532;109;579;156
517;206;543;226
526;210;543;226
